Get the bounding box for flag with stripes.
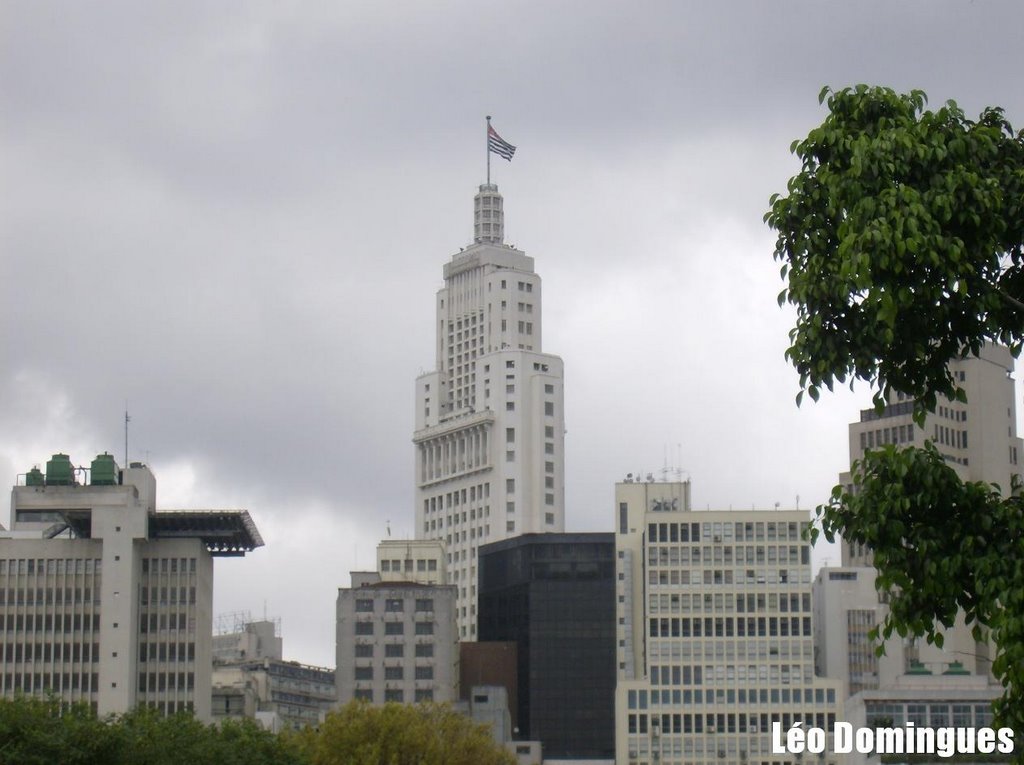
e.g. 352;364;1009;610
488;125;516;161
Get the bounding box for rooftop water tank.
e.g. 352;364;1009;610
25;467;44;487
45;453;75;486
91;453;118;485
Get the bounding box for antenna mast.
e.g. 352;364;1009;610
124;410;131;467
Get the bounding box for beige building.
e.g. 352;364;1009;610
0;453;262;720
211;618;335;730
413;183;566;639
336;540;458;706
843;343;1023;566
615;480;842;765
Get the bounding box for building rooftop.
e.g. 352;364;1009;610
55;508;264;556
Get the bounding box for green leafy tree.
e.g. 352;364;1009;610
297;701;515;765
0;699;305;765
767;84;1024;415
766;85;1024;736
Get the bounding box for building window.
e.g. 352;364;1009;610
544;402;554;416
415;689;434;703
385;622;404;635
355;667;373;680
415;622;434;636
355;644;374;658
507;521;515;532
385;689;404;703
545;494;554;505
415;599;434;612
354;689;373;702
385;667;404;680
506;427;515;443
545;461;554;473
385;599;404;612
355;622;374;636
355;599;374;612
385;644;404;658
415;666;434;680
545;513;554;525
415;643;434;657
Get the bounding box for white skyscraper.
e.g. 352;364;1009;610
413;183;566;639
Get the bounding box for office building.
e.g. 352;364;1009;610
478;533;616;760
211;618;335;730
413;183;566;639
0;453;263;720
336;540;458;705
843;343;1023;567
615;480;843;765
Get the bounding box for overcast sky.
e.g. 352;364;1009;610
3;1;1023;668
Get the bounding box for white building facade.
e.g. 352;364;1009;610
0;453;262;720
413;184;565;639
615;480;843;765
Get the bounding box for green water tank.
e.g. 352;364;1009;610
91;453;118;486
45;453;75;486
25;467;44;486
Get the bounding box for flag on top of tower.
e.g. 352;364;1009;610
488;123;516;161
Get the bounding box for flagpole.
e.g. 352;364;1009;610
486;115;491;185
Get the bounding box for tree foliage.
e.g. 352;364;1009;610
767;85;1024;418
294;701;515;765
814;444;1024;731
0;699;303;765
768;85;1024;740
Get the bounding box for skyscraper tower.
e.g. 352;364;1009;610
413;184;566;639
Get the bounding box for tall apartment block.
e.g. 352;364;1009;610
0;453;263;719
477;533;616;759
843;343;1023;566
336;540;458;705
413;184;566;639
615;480;842;765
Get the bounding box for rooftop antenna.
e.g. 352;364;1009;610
124;409;131;467
386;520;391;537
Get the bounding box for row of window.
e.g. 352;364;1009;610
0;587;98;606
140;586;197;605
648;544;811;567
353;665;435;681
141;558;197;575
647;521;809;544
648;592;812;615
354;642;434;658
0;612;101;633
647;568;811;587
355;598;435;613
138;641;196;662
353;621;434;636
0;558;101;576
138;671;195;692
2;672;98;694
139;612;194;634
2;640;99;663
628;686;836;711
649;616;812;639
647;639;812;663
379;559;438;574
353;688;433;703
627;710;838;735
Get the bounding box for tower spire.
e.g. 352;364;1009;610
473;184;504;245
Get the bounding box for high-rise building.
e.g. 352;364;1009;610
614;480;843;765
477;532;616;759
413;184;566;639
843;343;1023;567
336;540;458;706
0;453;263;720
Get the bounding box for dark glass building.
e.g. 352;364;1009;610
478;533;615;759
